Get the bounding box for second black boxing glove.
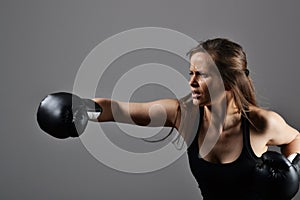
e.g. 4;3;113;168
253;151;299;200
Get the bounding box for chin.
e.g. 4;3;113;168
192;98;211;107
192;99;201;105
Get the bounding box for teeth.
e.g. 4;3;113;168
192;92;201;98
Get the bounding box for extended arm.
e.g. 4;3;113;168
92;98;180;127
36;92;181;139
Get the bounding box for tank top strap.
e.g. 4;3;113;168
241;112;259;160
188;106;204;152
199;106;204;123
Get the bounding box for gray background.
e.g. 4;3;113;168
1;0;299;199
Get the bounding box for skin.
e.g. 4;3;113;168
92;52;300;163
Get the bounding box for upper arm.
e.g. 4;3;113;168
266;111;299;147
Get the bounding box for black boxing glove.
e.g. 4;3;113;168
253;151;299;200
37;92;102;139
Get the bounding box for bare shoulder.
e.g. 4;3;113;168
248;106;283;131
248;106;298;145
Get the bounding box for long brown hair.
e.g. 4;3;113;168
187;38;257;117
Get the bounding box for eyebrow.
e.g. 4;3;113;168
189;70;208;75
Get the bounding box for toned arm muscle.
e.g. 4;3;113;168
265;111;300;156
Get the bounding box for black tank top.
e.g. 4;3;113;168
187;107;261;200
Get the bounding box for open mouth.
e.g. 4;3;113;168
192;90;202;98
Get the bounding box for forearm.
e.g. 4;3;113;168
91;98;149;125
91;98;179;127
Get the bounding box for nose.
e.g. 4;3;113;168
189;74;199;87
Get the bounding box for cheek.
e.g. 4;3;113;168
198;80;209;92
200;78;223;99
201;84;208;94
206;76;223;90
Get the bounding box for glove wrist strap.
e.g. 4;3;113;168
83;99;102;122
288;153;298;162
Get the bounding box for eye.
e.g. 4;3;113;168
200;73;208;78
189;71;209;78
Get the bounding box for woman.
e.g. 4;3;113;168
37;38;300;199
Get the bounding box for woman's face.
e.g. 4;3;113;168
189;52;225;106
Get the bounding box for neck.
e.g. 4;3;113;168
204;91;241;131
